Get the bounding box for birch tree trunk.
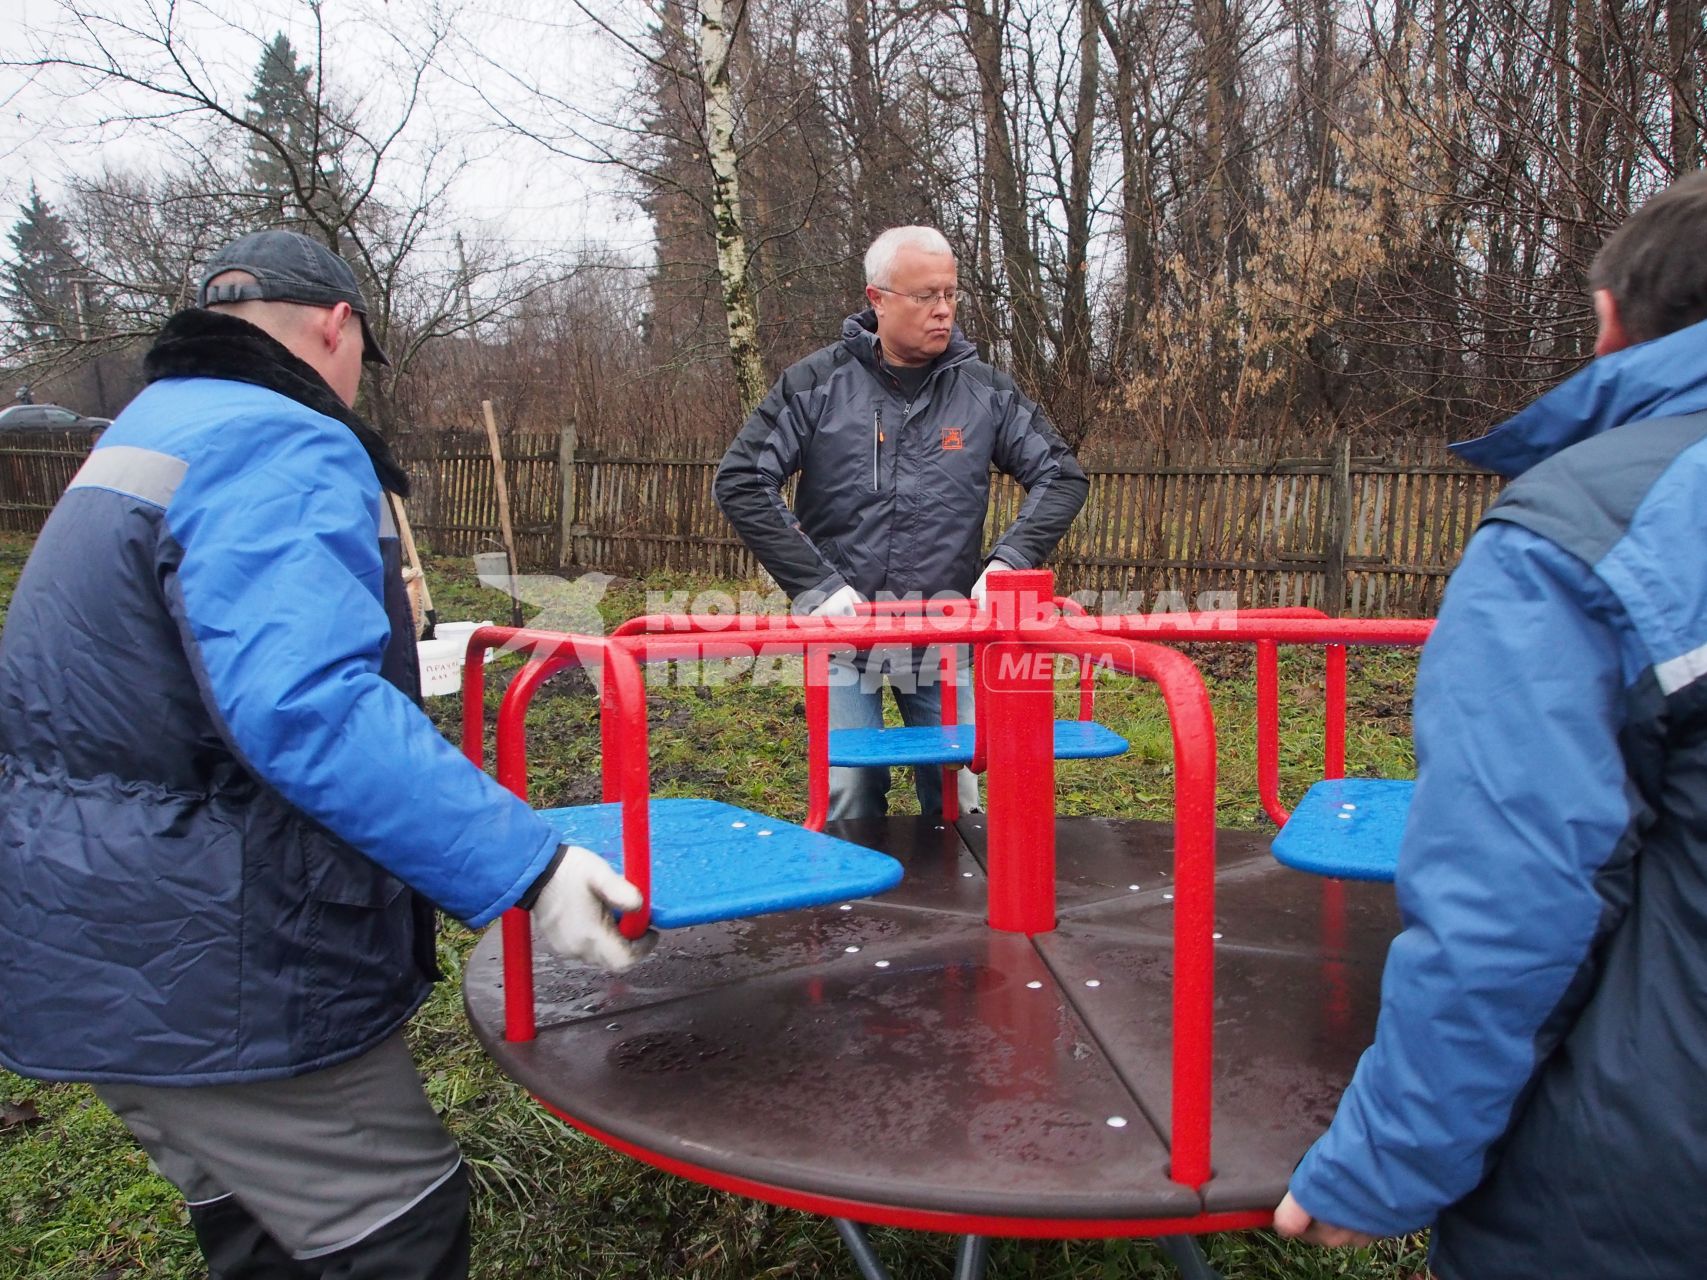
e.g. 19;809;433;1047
699;0;767;414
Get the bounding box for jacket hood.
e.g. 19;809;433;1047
841;308;978;372
1451;317;1707;478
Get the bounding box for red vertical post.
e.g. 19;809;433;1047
940;645;960;822
497;657;543;1044
600;653;622;803
804;646;830;831
983;569;1057;934
462;625;511;768
1161;655;1219;1191
608;644;654;941
499;908;535;1043
1324;643;1347;779
1055;595;1097;721
461;646;487;767
968;638;991;777
1256;640;1287;825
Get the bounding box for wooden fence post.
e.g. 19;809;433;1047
1324;435;1352;616
481;401;524;627
558;420;578;570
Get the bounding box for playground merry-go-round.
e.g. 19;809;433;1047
456;569;1432;1279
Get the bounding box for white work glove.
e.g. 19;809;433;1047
808;583;863;617
530;845;656;972
970;558;1016;610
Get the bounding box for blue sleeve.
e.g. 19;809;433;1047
1289;521;1635;1234
165;409;560;928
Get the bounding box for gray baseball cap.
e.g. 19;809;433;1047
198;229;391;366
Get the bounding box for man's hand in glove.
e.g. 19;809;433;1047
526;845;656;972
808;583;863;617
971;558;1016;610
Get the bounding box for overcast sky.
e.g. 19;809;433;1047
0;0;648;258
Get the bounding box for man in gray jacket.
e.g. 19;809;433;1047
715;225;1088;819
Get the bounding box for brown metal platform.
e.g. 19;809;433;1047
464;816;1399;1229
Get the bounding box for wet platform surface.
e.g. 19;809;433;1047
465;816;1399;1228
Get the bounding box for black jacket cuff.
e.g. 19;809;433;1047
515;844;569;910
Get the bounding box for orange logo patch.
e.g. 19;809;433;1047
941;426;965;450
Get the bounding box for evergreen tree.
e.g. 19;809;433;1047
243;33;348;236
3;185;92;342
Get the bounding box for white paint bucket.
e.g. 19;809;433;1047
416;620;494;697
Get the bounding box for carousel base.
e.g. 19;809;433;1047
465;815;1398;1260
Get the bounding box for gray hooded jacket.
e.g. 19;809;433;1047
714;311;1088;603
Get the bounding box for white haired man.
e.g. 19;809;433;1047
715;225;1088;819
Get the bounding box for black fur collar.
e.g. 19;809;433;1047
144;308;409;496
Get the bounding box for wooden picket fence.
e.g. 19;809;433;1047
0;427;1504;616
394;429;563;569
0;429;106;533
393;429;1503;616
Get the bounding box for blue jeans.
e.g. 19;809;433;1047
827;646;973;820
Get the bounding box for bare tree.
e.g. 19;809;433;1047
2;0;553;428
961;0;1052;391
10;0;1693;455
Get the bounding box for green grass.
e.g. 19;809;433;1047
0;535;1430;1278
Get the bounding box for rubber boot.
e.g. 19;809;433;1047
188;1196;314;1280
317;1162;470;1280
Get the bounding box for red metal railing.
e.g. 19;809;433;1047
1027;625;1220;1190
456;627;651;1041
1105;615;1432;825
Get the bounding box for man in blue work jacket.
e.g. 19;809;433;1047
1275;173;1707;1278
0;230;651;1278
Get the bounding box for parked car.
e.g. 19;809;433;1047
0;403;111;432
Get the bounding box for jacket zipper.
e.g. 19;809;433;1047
873;409;884;491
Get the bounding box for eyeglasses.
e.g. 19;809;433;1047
873;285;964;307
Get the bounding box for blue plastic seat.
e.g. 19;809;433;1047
1048;720;1130;760
828;720;1128;768
829;724;975;766
1269;777;1415;882
537;798;904;928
